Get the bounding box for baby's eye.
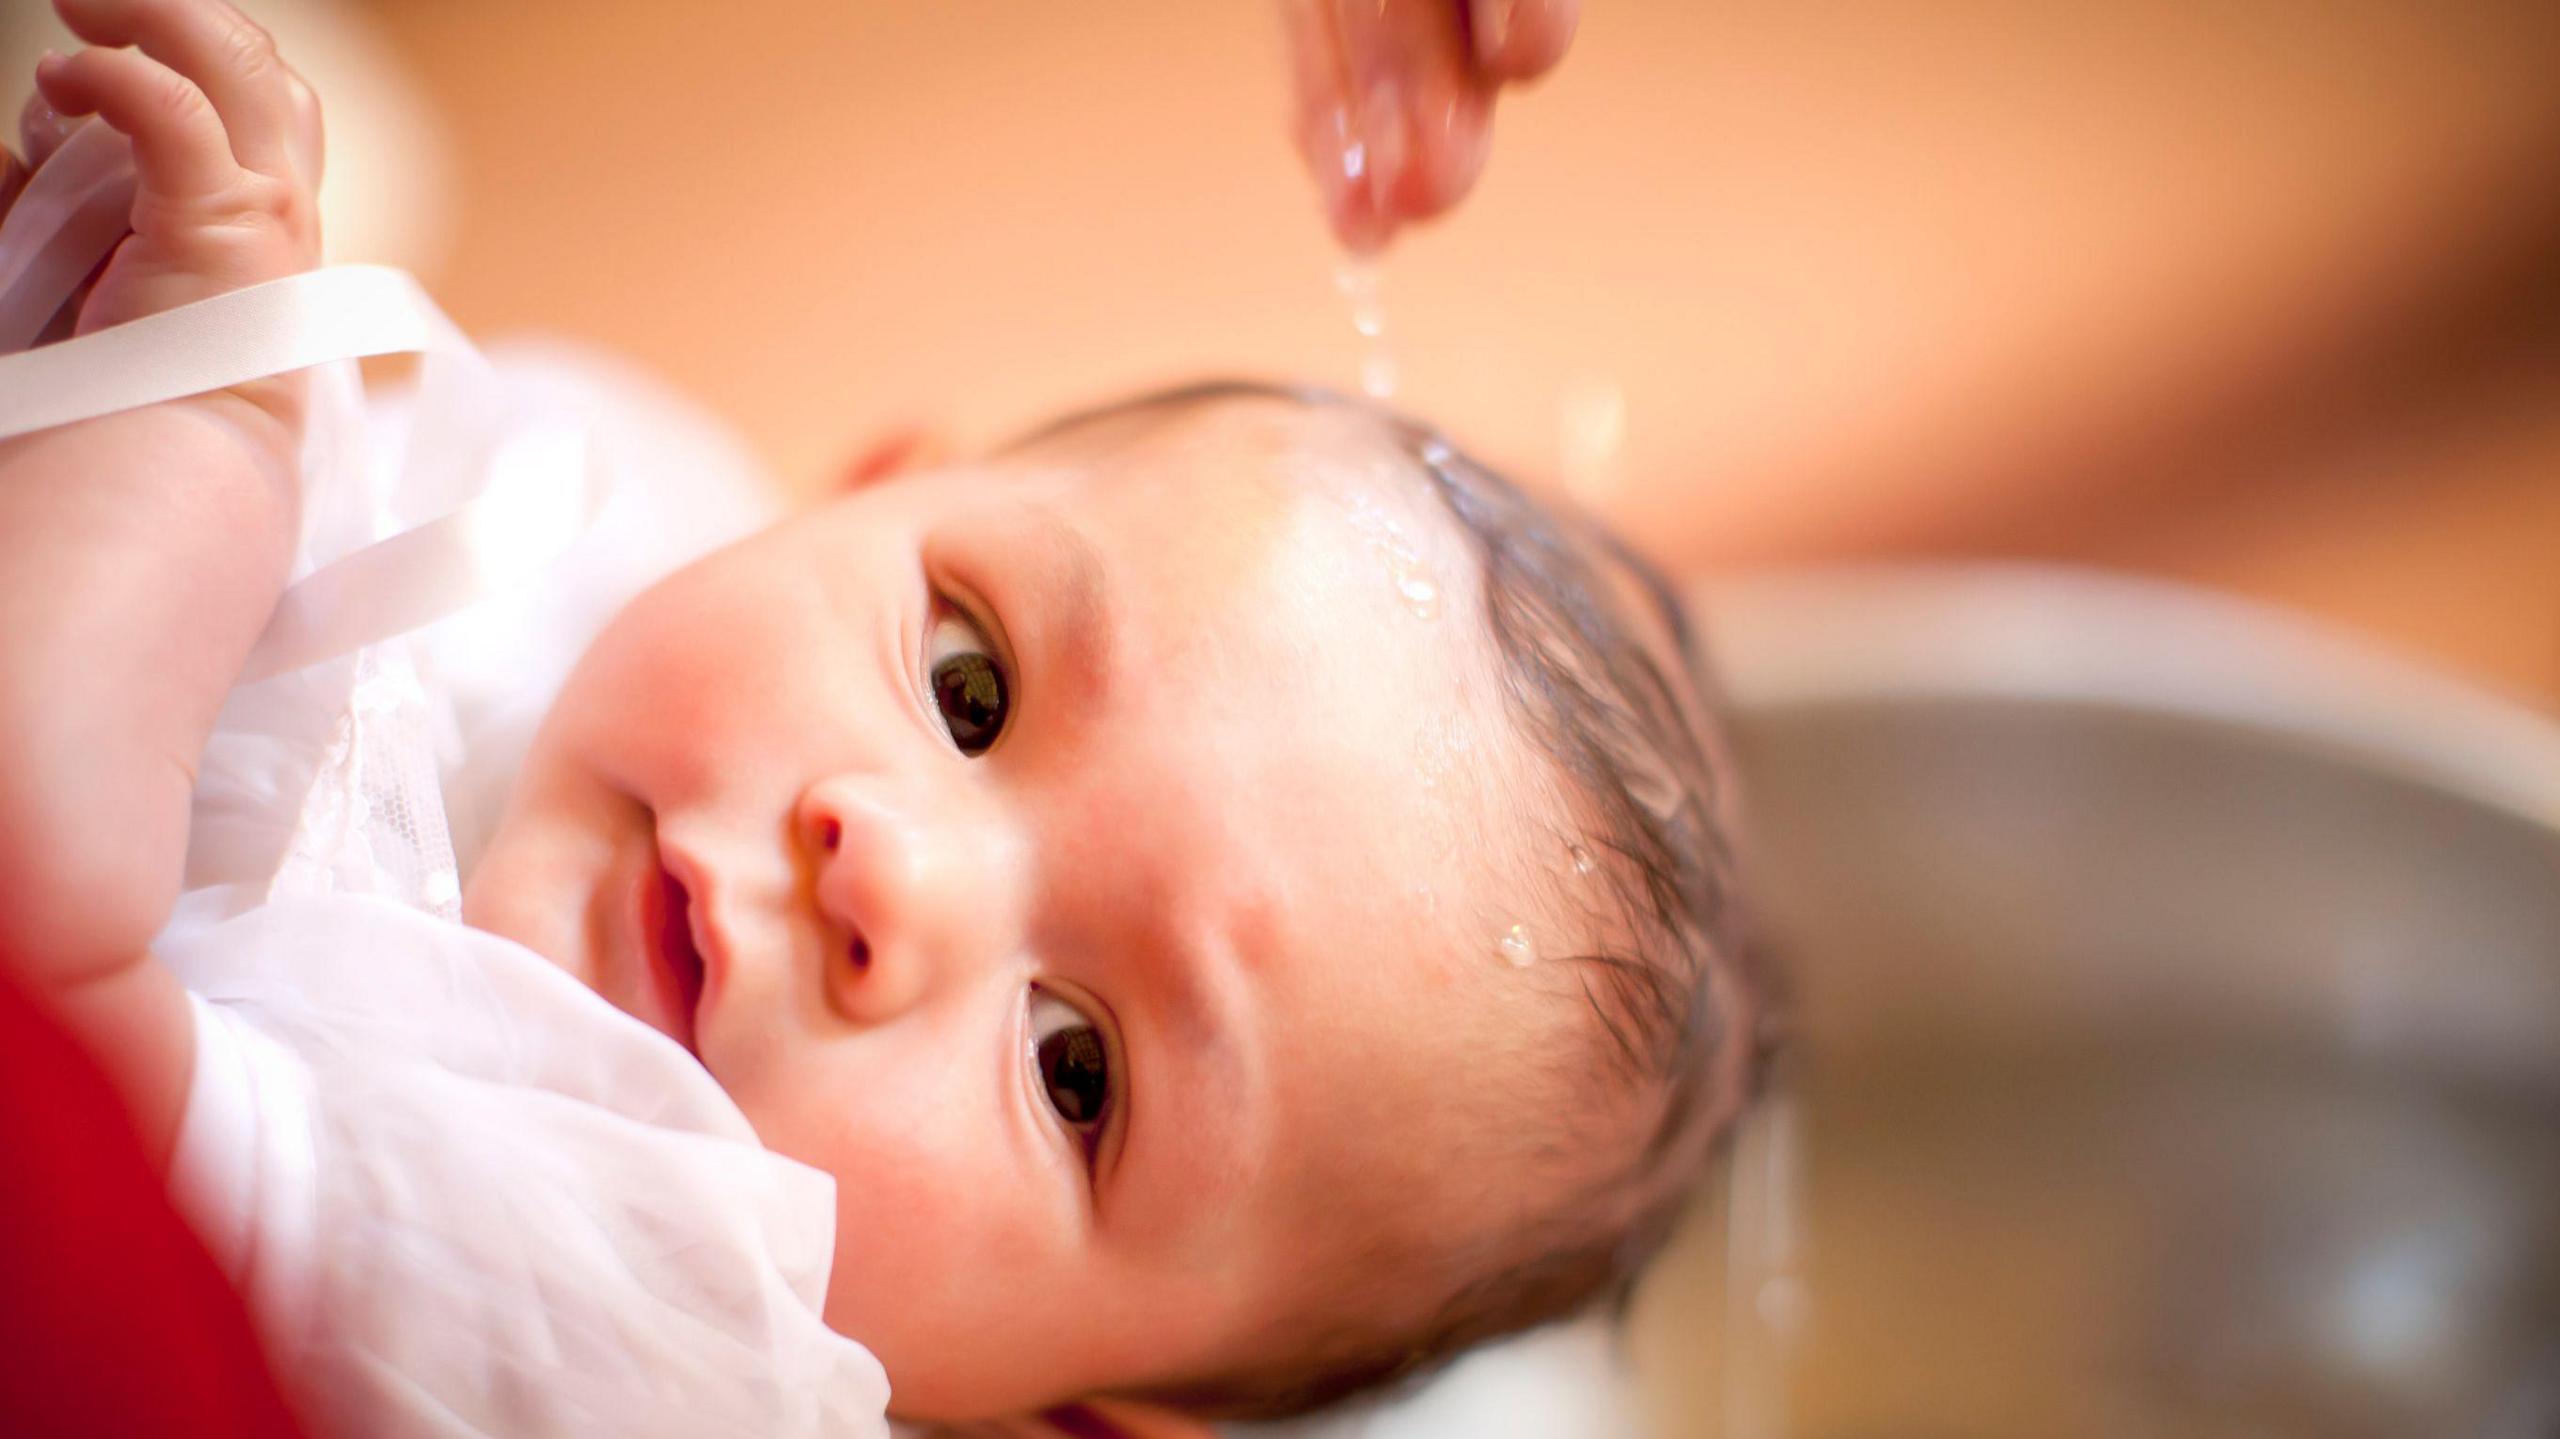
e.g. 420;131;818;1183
927;611;1010;756
1028;987;1113;1134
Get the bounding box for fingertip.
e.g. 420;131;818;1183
32;52;88;115
1384;76;1491;229
1325;148;1392;254
1475;0;1578;83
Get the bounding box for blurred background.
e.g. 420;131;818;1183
9;2;2556;1435
13;0;2555;708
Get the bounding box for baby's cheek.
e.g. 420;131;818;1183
806;1126;1054;1390
740;1082;1040;1314
574;591;793;800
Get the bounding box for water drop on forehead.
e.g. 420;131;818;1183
1569;843;1595;876
1497;923;1537;968
1397;572;1439;619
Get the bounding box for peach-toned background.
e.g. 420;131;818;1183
17;0;2559;706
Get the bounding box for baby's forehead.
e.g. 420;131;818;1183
1000;392;1562;936
1014;391;1454;541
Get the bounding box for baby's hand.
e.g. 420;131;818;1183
29;0;322;418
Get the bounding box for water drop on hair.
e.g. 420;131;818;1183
1569;843;1595;876
1497;923;1537;968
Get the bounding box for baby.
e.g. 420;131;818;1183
0;2;1764;1434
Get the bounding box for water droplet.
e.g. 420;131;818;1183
1416;884;1438;916
1334;258;1399;401
1359;350;1399;400
1498;923;1537;968
1569;843;1595;876
1396;572;1439;619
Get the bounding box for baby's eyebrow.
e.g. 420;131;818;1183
1112;909;1265;1235
1013;502;1116;712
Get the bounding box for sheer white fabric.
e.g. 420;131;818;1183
163;897;888;1439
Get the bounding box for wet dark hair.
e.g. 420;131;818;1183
1008;380;1775;1421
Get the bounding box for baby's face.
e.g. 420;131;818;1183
466;398;1581;1420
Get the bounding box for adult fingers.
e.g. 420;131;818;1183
1285;0;1497;251
35;46;241;203
1393;73;1493;227
50;0;309;180
1468;0;1577;83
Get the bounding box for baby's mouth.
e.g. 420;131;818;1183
640;853;707;1057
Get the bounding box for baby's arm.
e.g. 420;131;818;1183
0;0;322;1163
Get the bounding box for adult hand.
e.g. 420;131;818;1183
1281;0;1579;252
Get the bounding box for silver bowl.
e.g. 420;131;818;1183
1248;566;2559;1439
1631;566;2560;1439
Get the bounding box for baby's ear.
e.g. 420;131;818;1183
1025;1397;1222;1438
837;425;951;491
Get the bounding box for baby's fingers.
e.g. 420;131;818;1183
35;45;241;204
51;0;312;181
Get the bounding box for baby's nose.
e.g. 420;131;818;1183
794;771;1018;1024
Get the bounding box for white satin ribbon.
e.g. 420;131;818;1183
0;126;608;683
0;119;136;351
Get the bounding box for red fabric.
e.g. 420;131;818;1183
0;972;304;1439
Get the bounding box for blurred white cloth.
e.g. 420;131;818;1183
165;894;888;1439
